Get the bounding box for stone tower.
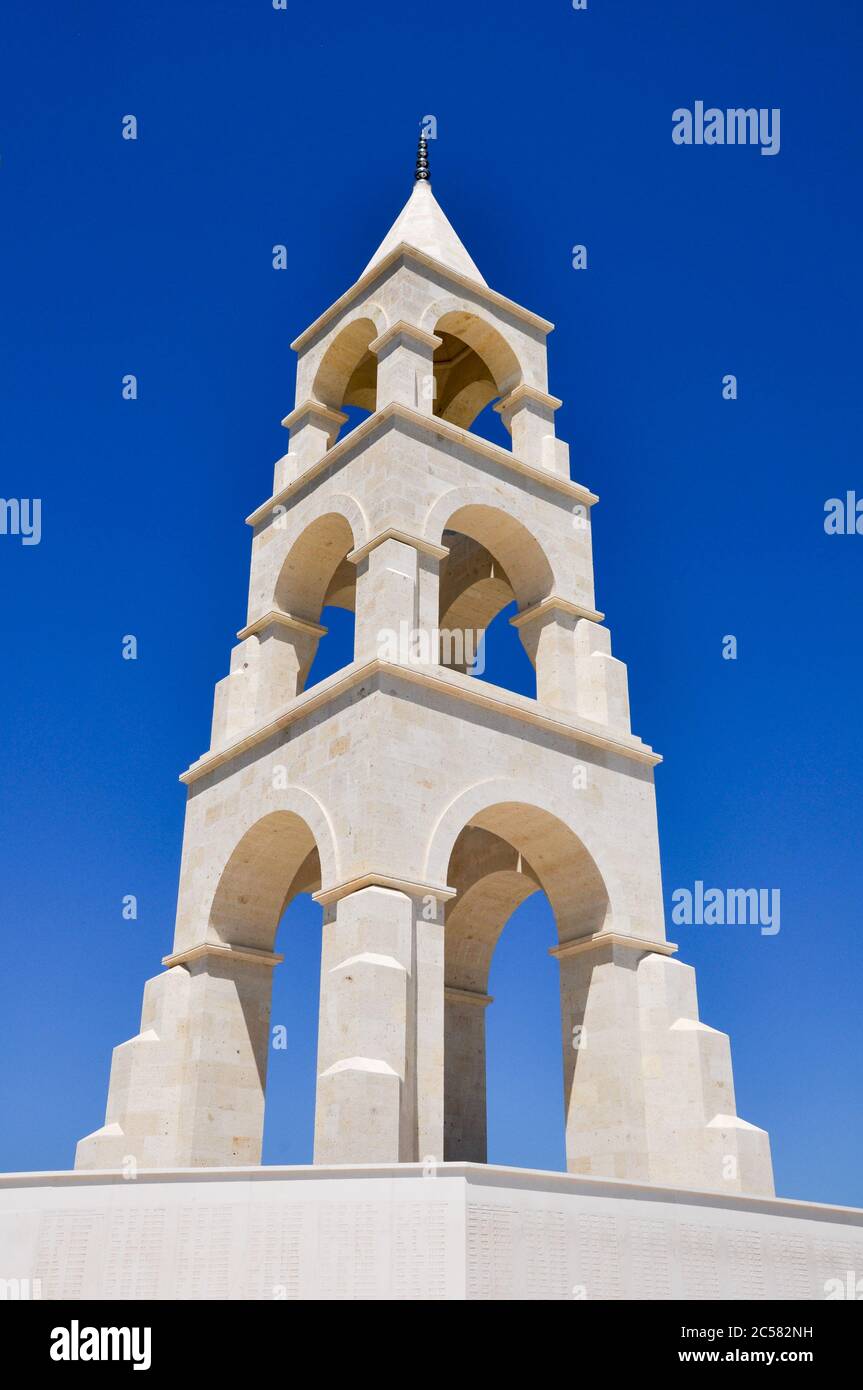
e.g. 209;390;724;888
76;138;773;1197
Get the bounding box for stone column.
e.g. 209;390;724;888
553;933;774;1194
415;894;446;1163
237;611;327;720
369;321;442;415
280;400;348;473
172;946;278;1166
210;636;259;750
313;886;417;1164
75;943;281;1170
573;618;631;732
350;531;447;667
636;951;774;1195
555;934;655;1183
495;384;568;474
511;599;605;715
443;986;492;1161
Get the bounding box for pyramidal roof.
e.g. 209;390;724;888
361;168;487;287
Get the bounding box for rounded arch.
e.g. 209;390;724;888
426;491;555;649
311;311;385;414
207;788;339;952
273;507;360;621
437;785;611;1165
444;825;542;993
425;307;523;431
426;778;612;944
419;298;523;395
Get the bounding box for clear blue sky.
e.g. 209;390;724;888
1;0;860;1206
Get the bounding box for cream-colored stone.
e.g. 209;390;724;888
74;166;774;1202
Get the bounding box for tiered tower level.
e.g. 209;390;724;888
77;146;774;1196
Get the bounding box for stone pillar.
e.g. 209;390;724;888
636;952;774;1195
280;400;348;473
415;896;446;1163
210;636;259;750
350;531;446;667
495;385;568;475
443;987;492;1161
75;944;281;1170
313;886;417;1164
553;933;774;1195
573;618;631;732
511;599;604;716
416;546;446;656
369;321;442;415
511;601;631;731
352;536;418;664
513;604;581;711
556;935;654;1183
237;611;326;720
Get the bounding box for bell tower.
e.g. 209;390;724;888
76;136;774;1196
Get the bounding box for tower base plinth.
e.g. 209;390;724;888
1;1163;859;1301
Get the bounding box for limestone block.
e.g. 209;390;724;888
559;943;651;1183
517;608;580;712
574;620;631;732
75;967;191;1171
178;956;274;1167
494;386;562;472
636;953;774;1195
272;451;295;493
416;913;445;1162
210;637;259;750
370;322;441;415
443;991;489;1161
354;537;419;663
314;889;419;1164
541;435;570;478
282;401;347;473
253;619;322;719
76;954;277;1172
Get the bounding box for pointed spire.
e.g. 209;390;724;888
415;130;430;183
359;129;486;285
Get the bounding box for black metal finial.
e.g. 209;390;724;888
415;131;430;183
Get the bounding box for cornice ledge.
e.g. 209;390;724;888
510;596;605;628
290;242;554;353
163;943;285;970
444;986;494;1008
346;527;450;566
495;384;563;414
237;610;328;641
245;403;598;528
281;400;349;432
368;320;443;356
549;932;678;961
180;659;662;786
313;873;456;907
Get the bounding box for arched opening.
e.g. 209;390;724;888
436;503;554;697
441;801;610;1170
206;809;327;1165
429;310;522;449
273;511;357;692
311;317;378;444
